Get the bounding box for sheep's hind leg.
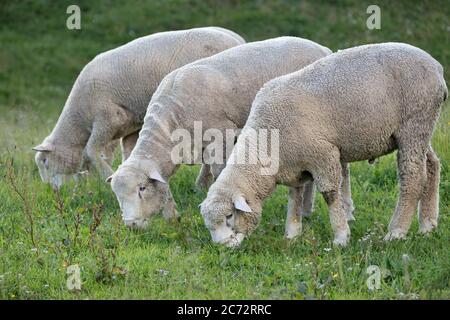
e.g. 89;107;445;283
285;186;304;239
385;145;427;241
341;163;355;221
121;131;139;162
418;145;440;234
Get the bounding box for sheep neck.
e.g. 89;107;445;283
222;163;278;207
130;100;182;178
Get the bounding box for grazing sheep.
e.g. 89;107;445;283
200;42;447;247
108;36;339;229
33;27;245;189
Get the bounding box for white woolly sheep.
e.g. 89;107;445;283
200;42;447;247
33;27;245;189
108;36;345;229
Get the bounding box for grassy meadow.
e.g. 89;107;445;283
0;0;449;299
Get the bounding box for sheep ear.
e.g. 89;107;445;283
149;169;166;184
233;195;252;213
32;142;55;152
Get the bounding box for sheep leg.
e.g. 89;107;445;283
197;141;228;187
299;181;315;217
286;186;304;239
85;128;116;179
121;131;139;162
162;188;180;222
104;140;119;166
299;163;352;219
418;145;440;234
341;162;355;221
385;146;427;241
210;163;226;181
195;164;213;189
86;103;135;179
322;188;350;246
311;147;350;246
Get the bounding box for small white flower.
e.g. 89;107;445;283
158;269;169;276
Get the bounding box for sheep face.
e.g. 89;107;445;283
110;166;168;229
200;190;261;247
33;146;81;189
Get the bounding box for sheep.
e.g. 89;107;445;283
32;27;245;189
200;42;447;247
108;36;343;229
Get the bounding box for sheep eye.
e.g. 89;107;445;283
226;214;233;220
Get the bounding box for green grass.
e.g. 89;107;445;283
0;0;449;299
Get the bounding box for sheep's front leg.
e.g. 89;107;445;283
341;163;355;221
418;146;440;234
322;189;350;246
162;188;180;222
299;181;315;217
195;164;213;189
210;163;226;181
85;129;115;179
311;146;350;246
121;131;139;162
300;163;353;220
285;186;304;239
87;104;135;179
103;140;119;166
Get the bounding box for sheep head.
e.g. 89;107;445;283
33;140;84;189
200;186;261;247
108;160;169;229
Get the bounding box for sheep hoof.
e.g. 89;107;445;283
333;232;350;246
285;228;301;240
285;216;302;239
384;229;406;241
419;219;437;234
